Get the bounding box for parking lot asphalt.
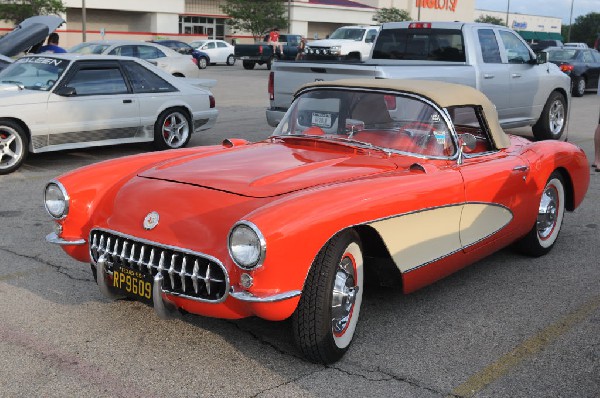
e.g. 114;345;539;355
0;61;599;398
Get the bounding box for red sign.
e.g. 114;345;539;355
416;0;458;12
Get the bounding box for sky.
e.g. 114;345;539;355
476;0;599;24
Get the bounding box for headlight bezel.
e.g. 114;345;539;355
228;220;266;270
44;180;69;220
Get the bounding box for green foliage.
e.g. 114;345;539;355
372;7;410;23
0;0;66;23
567;12;600;46
220;0;288;40
474;15;506;26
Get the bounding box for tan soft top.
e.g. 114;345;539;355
298;79;511;149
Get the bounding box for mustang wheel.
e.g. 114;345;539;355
0;120;28;175
226;54;235;66
292;230;363;364
153;108;191;150
532;91;566;140
198;57;208;69
515;172;565;257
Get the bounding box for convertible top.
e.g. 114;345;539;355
298;79;511;149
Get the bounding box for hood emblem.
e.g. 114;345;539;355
143;211;160;230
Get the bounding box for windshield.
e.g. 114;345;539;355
70;42;110;54
0;56;68;90
329;28;366;41
190;41;207;48
273;89;456;158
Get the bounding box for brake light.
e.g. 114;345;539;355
409;22;432;29
209;95;215;108
192;57;198;65
559;64;574;73
259;45;263;55
268;72;274;101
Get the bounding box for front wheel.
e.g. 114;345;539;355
153;108;191;150
532;91;566;140
226;54;235;66
514;172;565;257
0;120;28;175
197;57;208;69
292;230;364;364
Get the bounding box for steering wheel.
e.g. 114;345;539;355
46;79;56;86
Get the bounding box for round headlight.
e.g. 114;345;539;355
44;181;69;219
228;221;265;269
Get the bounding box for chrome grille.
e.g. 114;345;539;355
89;229;229;302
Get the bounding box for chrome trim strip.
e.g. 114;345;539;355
229;288;302;303
45;231;86;246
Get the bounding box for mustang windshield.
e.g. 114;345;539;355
273;89;456;158
0;56;68;91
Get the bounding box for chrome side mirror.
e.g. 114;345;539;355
457;133;477;165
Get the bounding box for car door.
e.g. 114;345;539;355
497;29;540;123
215;41;230;63
46;60;141;144
584;50;600;89
473;27;510;120
202;41;218;61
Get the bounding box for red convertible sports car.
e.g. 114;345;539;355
45;79;589;364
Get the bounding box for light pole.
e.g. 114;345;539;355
567;0;574;42
505;0;510;26
82;0;87;42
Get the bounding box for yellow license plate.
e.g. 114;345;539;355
112;265;153;304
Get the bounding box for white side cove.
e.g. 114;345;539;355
368;203;513;273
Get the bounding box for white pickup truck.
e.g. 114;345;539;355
304;25;380;61
267;22;571;140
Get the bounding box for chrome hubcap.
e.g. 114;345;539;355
537;185;558;239
331;255;358;335
0;128;23;169
548;100;565;135
162;112;189;148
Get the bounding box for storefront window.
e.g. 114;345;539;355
179;16;226;39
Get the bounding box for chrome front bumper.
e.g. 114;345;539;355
46;232;86;246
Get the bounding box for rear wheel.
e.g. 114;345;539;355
292;230;363;364
572;76;585;97
153;108;191;150
514;172;565;257
0;120;28;175
532;91;566;140
266;57;274;70
242;61;255;70
226;54;235;66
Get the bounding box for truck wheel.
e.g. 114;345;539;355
572;76;585;97
292;229;364;364
346;52;361;61
532;91;566;141
243;61;255;70
226;54;235;66
0;120;28;175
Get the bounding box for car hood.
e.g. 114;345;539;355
307;39;358;47
138;141;397;198
0;15;65;57
0;88;49;103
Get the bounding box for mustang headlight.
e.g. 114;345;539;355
228;221;266;270
44;181;69;219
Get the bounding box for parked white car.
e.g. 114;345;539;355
189;39;236;65
70;40;201;78
304;25;380;61
0;54;218;174
564;42;589;48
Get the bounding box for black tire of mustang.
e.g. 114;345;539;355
0;120;28;175
292;229;364;364
153;108;192;150
532;91;566;141
514;171;565;257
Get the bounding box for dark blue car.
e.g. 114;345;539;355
545;46;600;97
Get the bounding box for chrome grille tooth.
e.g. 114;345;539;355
180;257;187;293
128;243;136;265
137;245;145;270
148;248;156;273
204;263;212;296
98;234;105;254
91;233;98;250
112;238;119;257
192;260;200;294
168;254;177;289
121;241;129;262
106;237;112;260
157;251;166;275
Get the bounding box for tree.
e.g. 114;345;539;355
567;12;600;46
474;15;506;26
372;7;410;24
220;0;288;41
0;0;65;24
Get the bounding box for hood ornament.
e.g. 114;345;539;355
143;211;160;230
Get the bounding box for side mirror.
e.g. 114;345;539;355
459;133;477;151
54;86;76;96
345;119;365;137
536;51;548;64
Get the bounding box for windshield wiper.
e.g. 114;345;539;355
1;80;24;89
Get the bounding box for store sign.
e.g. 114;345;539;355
512;21;528;29
415;0;458;12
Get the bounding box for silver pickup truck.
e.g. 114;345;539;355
267;22;571;140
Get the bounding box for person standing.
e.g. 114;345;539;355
37;33;67;53
296;37;306;61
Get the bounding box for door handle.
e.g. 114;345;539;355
513;165;529;172
483;74;494;79
123;99;133;103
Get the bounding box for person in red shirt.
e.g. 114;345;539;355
268;27;283;57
